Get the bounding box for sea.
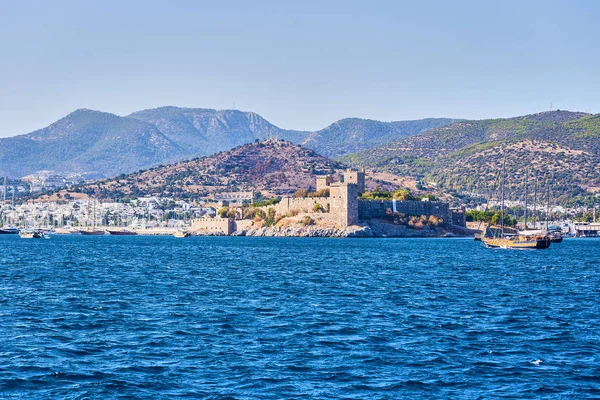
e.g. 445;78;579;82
0;235;599;399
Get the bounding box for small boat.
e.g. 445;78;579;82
549;232;563;243
173;231;191;238
547;226;563;243
19;229;43;239
79;229;106;235
0;227;19;235
107;229;138;236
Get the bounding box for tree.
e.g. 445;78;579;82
490;212;516;226
293;189;309;198
226;208;238;219
392;189;414;200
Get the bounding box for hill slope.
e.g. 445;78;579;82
300;117;458;158
78;140;346;199
341;111;600;202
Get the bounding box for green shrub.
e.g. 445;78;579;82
300;216;315;226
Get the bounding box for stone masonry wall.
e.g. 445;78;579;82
358;200;451;222
263;197;330;216
191;217;235;235
330;183;359;227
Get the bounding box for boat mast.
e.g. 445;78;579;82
501;157;506;236
523;169;528;230
533;174;538;229
546;182;550;231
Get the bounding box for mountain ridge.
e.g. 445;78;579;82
0;106;454;178
340;110;600;203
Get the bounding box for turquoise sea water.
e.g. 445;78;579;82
1;235;599;398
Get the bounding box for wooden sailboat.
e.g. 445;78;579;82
481;160;551;250
79;198;105;235
20;199;44;239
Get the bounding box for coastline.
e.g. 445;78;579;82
194;219;477;238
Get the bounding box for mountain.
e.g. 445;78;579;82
0;106;455;179
300;117;459;158
127;107;309;156
0;109;184;179
77;140;346;200
340;110;600;203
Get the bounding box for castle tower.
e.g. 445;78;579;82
341;169;365;194
329;183;359;227
316;175;334;191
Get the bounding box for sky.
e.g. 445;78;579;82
0;0;599;137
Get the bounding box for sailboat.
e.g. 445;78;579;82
79;198;105;235
20;199;44;239
481;160;551;249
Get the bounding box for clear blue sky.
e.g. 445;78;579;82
1;0;598;137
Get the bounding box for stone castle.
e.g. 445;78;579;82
191;169;465;234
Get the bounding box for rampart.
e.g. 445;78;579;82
358;200;452;222
266;197;330;215
191;216;235;235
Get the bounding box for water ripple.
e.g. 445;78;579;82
1;236;599;398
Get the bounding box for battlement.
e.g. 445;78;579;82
316;175;334;191
340;169;365;193
191;215;235;235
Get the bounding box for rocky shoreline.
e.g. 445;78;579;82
219;219;476;238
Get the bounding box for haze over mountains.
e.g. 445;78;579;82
0;107;455;179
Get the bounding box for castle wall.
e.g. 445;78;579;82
450;209;466;227
358;200;452;222
266;197;330;215
316;176;334;191
191;216;235;235
234;219;254;231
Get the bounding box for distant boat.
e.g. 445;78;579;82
79;197;105;235
0;227;19;235
79;229;106;235
548;228;563;243
107;229;138;236
19;229;43;239
173;231;191;238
